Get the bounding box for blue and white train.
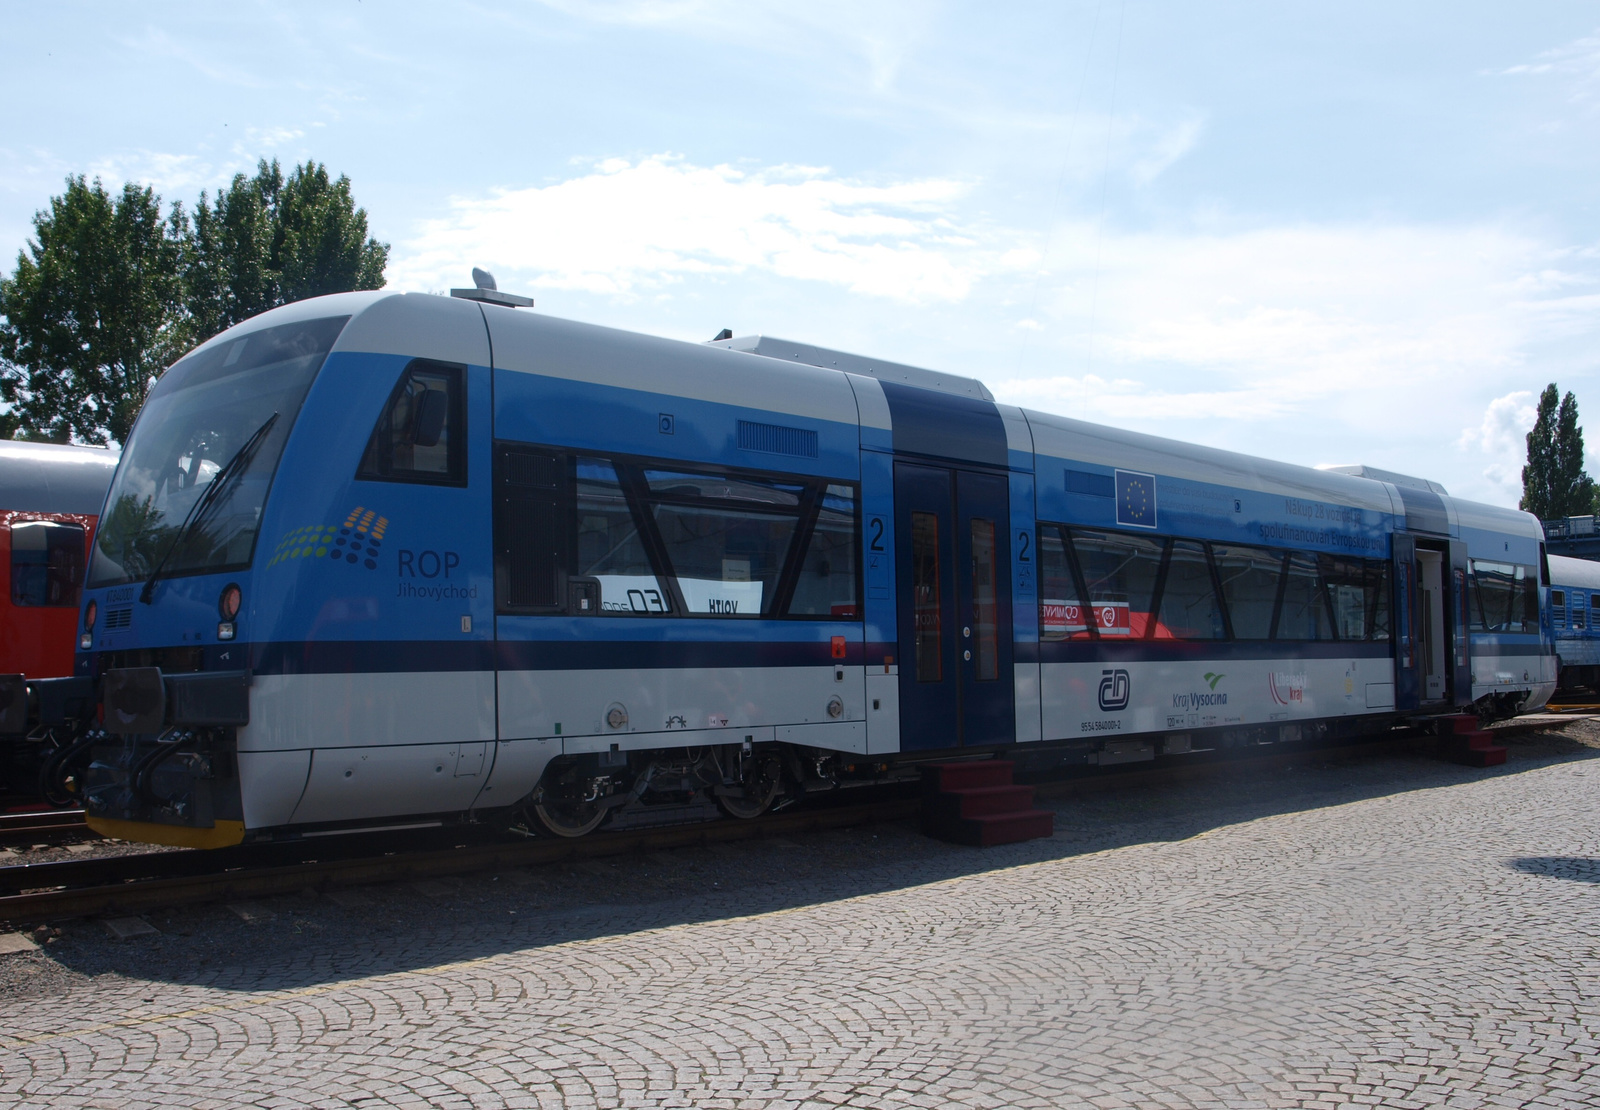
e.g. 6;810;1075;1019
52;290;1555;847
1547;553;1600;691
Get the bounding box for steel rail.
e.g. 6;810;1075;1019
0;809;89;848
0;718;1583;924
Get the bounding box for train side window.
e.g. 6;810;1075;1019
1275;552;1334;640
357;361;466;486
1550;587;1566;629
1038;526;1090;641
643;468;807;617
1590;594;1599;625
1574;593;1588;630
1320;555;1391;641
10;521;87;607
1152;539;1225;640
574;457;671;615
786;484;861;618
1515;570;1539;633
1070;529;1165;638
1477;561;1538;633
1210;544;1283;639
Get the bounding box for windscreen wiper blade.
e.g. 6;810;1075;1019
139;412;279;604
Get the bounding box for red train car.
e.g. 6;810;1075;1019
0;441;118;798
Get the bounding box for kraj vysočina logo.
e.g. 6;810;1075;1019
1171;672;1228;711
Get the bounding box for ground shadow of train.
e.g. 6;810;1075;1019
34;735;1598;995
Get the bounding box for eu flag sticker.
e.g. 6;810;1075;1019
1115;469;1158;529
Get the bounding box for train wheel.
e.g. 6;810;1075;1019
714;753;783;820
530;796;610;838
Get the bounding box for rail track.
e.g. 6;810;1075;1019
0;809;89;848
0;716;1584;926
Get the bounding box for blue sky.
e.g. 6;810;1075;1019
5;1;1600;507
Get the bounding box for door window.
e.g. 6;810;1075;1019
970;518;998;680
911;511;943;682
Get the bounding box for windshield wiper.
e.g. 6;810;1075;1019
139;412;280;604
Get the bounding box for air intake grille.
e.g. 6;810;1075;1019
738;420;818;458
103;608;132;631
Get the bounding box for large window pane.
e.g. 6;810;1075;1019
1071;529;1165;638
576;458;670;614
1472;560;1538;634
1211;544;1283;640
646;469;804;616
787;484;860;617
1038;525;1089;641
1276;552;1334;640
89;316;346;587
1320;555;1391;641
1152;539;1224;640
10;521;87;607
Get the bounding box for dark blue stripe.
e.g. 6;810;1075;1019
249;638;873;675
1036;640;1393;664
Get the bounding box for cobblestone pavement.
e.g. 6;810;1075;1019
1;730;1597;1109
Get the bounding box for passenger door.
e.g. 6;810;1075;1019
894;463;1014;749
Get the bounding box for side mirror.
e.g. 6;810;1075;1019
410;389;448;448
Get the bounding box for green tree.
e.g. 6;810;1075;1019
185;159;388;342
1521;383;1596;520
1;159;388;443
0;176;187;444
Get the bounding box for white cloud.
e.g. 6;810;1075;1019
391;152;1600;507
1457;390;1537;500
391;155;1021;303
1498;27;1600;105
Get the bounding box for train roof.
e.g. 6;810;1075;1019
0;440;118;516
204;291;1542;543
1548;553;1600;590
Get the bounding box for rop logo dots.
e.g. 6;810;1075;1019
266;506;389;572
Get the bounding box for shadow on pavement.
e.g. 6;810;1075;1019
16;725;1600;999
1508;856;1600;883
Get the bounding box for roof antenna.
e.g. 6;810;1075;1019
711;328;733;342
452;268;534;308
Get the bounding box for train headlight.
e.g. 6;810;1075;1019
80;601;96;649
218;583;241;641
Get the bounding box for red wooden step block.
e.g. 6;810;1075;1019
920;760;1016;793
924;784;1037;821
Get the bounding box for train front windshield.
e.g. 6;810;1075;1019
87;316;349;588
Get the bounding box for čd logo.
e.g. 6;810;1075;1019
1098;668;1131;711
